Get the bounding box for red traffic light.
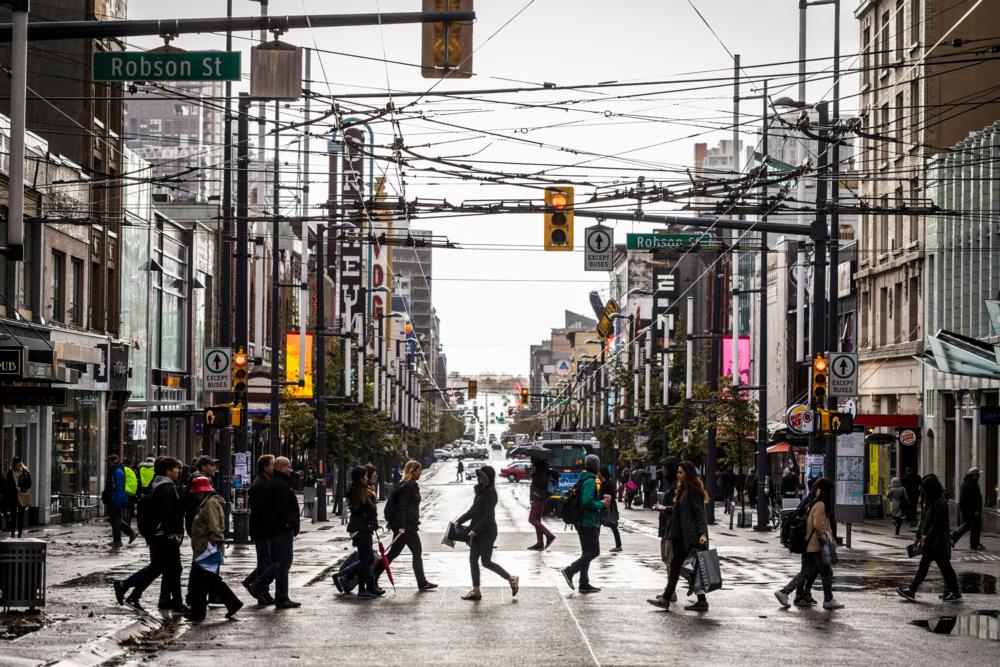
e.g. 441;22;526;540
550;192;568;209
234;351;248;368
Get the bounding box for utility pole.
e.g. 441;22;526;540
731;54;741;389
3;0;27;261
755;80;771;531
233;93;251;544
269;98;280;456
705;253;722;524
809;103;831;480
218;0;234;534
315;221;327;521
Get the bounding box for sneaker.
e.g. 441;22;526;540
578;584;602;594
112;580;126;606
560;567;575;591
545;535;556;549
942;592;964;603
274;599;302;609
609;546;622;553
417;582;439;591
684;599;709;611
647;596;670;610
124;597;145;612
225;600;244;619
774;590;790;608
794;595;818;607
973;544;986;551
356;591;379;600
509;575;519;598
823;599;845;610
526;543;544;551
896;587;917;602
460;590;482;601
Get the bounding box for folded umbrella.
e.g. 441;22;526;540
378;530;403;592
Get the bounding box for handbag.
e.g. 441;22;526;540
16;491;30;508
445;521;471;546
695;548;723;593
906;542;923;559
660;537;673;566
821;531;839;566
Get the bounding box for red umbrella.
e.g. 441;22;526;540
378;533;399;592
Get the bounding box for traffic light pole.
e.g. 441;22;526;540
232;93;251;544
218;0;234;536
315;223;327;521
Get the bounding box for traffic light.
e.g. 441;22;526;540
520;387;529;405
544;186;574;251
817;409;854;435
468;379;477;399
811;353;828;405
421;0;473;79
203;406;231;429
232;348;249;403
231;404;242;429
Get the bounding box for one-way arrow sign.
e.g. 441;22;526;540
585;225;613;271
204;347;232;392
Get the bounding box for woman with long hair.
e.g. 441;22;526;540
648;460;710;612
4;456;30;538
372;460;438;591
455;466;518;600
897;474;962;603
348;466;381;599
775;477;844;610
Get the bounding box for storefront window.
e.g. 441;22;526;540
124;416;149;464
51;391;101;518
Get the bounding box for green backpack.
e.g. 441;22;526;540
123;466;138;497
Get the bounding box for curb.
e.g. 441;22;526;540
45;615;161;667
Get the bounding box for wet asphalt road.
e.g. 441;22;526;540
102;454;1000;666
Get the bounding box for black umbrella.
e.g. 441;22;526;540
509;445;553;461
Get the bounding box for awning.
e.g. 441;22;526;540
920;329;1000;379
767;442;806;454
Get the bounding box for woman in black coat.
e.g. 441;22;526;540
600;467;622;552
347;466;381;599
456;466;518;600
649;460;709;612
4;457;31;538
897;474;962;603
372;460;437;591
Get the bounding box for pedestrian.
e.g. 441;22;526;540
392;464;401;489
365;463;379;503
643;469;657;510
618;467;629;503
184;476;242;621
721;466;736;514
624;474;638;510
526;456;555;550
901;467;921;523
560;453;609;594
373;460;438;591
122;460;139;534
746;468;758;508
775;477;844;611
600;466;622;553
4;457;30;538
185;456;219;536
457;459;465;482
268;456;301;609
347;466;381;599
897;473;963;603
112;456;187;613
303;467;317;488
649;456;679;607
736;468;747;506
648;460;710;612
887;477;907;536
103;454;136;547
455;465;518;600
780;468;800;500
951;467;984;550
138;456;156;496
244;454;276;606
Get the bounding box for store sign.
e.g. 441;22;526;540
898;428;918;447
336;127;367;335
129;420;147;441
0;347;24;376
285;333;313;399
785;404;814;435
0;386;66;406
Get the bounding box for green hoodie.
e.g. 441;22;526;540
578;471;606;529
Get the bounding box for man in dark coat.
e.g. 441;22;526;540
244;454;276;605
951;467;985;550
268;456;301;608
901;467;921;522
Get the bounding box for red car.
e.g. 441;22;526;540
500;461;531;483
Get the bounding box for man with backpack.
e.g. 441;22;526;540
138;456;156;495
112;456;188;613
103;454;136;548
560;454;610;594
122;459;139;537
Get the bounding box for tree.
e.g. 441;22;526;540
714;375;758;472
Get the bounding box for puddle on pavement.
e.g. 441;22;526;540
0;612;46;641
836;572;997;595
910;611;1000;641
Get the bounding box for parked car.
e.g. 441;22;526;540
500;460;531;483
471;444;489;460
433;448;451;462
491;442;502;451
464;460;487;481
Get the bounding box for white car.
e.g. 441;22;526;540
464;461;486;481
433;448;451;462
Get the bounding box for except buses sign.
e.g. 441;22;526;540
93;51;241;82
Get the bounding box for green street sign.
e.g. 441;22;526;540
626;233;714;251
93;51;241;82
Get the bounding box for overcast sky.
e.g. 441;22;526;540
128;1;860;378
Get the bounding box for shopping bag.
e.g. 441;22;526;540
195;543;223;574
680;551;698;583
444;521;470;547
821;532;839;566
695;548;723;593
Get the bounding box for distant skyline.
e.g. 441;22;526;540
128;1;859;377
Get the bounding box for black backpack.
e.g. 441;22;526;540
384;483;403;527
137;491;160;539
559;479;586;526
781;501;812;554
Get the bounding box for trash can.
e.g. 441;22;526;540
0;538;46;611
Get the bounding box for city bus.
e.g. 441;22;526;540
535;432;600;513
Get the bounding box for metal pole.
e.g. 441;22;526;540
315;222;327;521
731;53;741;388
298;49;310;383
233;93;251;544
5;0;27;260
828;0;841;387
796;0;808;369
218;0;233;535
706;252;722;524
810;103;830;471
270;98;280;456
756;81;771;531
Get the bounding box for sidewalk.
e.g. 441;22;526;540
0;496;342;666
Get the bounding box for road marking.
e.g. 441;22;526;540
556;582;602;667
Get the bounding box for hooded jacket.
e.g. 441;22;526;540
110;465;128;509
139;460;155;491
577;470;607;529
457;466;499;535
151;475;184;541
191;492;225;556
887;477;907;519
958;474;983;521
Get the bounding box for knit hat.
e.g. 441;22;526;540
584;454;600;472
969;466;980;475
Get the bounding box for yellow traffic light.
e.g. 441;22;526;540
421;0;473;79
233;348;249;401
231;404;242;428
520;387;529;405
544;186;574;251
468;379;477;399
812;354;828;406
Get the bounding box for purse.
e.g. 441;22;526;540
446;521;471;546
821;531;839;566
17;491;30;508
906;542;923;559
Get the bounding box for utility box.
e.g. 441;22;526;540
737;510;753;528
0;539;46;611
250;40;302;100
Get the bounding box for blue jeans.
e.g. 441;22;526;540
243;540;275;591
270;533;294;602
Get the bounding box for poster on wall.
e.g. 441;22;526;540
836;431;866;522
